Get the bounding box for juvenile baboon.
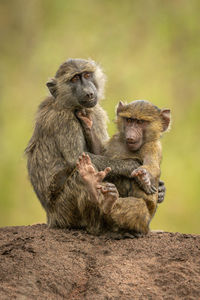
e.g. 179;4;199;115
77;100;171;233
25;58;147;234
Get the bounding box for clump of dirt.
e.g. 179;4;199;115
0;224;199;299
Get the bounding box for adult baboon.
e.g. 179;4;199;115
25;59;165;234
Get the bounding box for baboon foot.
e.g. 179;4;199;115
76;153;111;203
97;183;119;214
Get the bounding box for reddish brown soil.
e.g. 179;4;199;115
0;224;200;299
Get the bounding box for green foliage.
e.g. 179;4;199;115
0;0;200;233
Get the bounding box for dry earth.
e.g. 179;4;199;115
0;224;200;299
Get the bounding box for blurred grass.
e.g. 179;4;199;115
0;0;200;233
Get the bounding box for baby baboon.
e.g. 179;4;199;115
77;100;171;233
25;58;145;234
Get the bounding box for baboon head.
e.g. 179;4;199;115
116;100;171;151
46;59;106;109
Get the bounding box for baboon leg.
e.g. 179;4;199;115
77;153;151;234
129;184;158;219
98;184;151;234
76;153;116;216
110;197;151;234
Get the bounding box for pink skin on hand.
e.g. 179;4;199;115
131;167;151;186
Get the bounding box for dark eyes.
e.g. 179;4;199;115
71;75;79;83
70;72;92;83
126;118;134;123
137;119;144;125
126;118;146;124
83;72;91;79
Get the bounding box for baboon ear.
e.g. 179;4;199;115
116;101;125;115
46;78;57;98
160;109;171;131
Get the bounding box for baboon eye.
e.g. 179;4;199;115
137;119;148;125
137;119;144;125
83;72;91;79
126;118;134;123
71;75;80;83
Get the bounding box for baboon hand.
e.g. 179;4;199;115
131;167;157;194
157;180;166;203
75;109;93;129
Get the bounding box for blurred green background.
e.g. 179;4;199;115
0;0;200;234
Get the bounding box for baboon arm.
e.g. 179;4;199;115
142;160;161;180
140;141;162;179
87;153;141;179
54;119;86;170
54;119;140;179
45;120;86;200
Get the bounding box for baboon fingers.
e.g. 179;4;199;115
158;192;165;197
150;185;157;193
104;167;111;175
148;187;157;194
85;154;91;164
96;167;111;181
139;168;147;175
97;171;107;181
101;187;117;194
143;176;150;185
78;155;86;168
96;183;117;194
131;167;147;178
78;155;83;163
78;153;91;166
157;197;164;204
131;170;137;177
158;184;166;193
157;191;165;203
104;182;116;188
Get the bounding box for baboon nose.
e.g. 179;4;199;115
87;92;94;99
126;138;135;143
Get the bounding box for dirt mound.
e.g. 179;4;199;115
0;224;200;299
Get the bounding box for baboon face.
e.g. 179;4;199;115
69;71;98;108
46;59;105;109
123;117;149;151
116;100;171;152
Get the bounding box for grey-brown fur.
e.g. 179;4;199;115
77;100;170;234
25;59;140;234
